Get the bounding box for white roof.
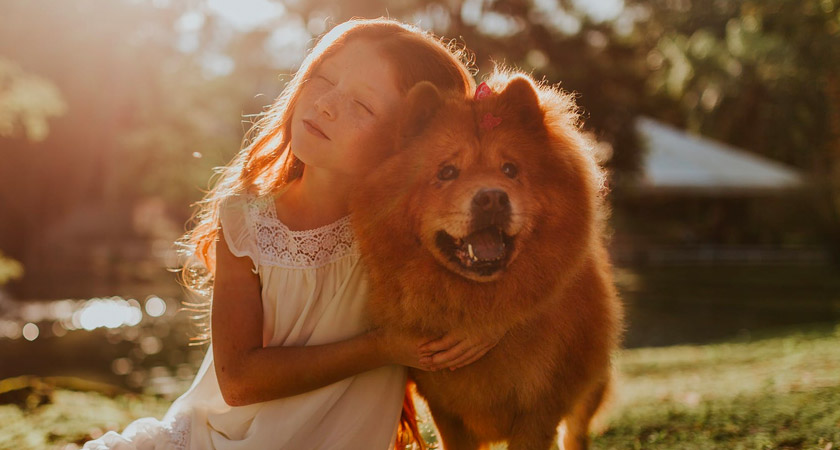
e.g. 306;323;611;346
635;117;804;195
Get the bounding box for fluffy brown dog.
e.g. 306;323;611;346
351;70;623;450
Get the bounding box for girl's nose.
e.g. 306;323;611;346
314;91;338;120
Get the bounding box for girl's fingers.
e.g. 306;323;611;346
420;333;462;354
427;339;472;367
453;343;494;369
414;360;435;371
442;344;487;370
453;342;495;369
419;332;504;370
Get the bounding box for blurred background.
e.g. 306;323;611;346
1;0;839;448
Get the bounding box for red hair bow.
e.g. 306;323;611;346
475;82;501;130
474;82;493;100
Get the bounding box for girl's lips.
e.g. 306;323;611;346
303;120;330;140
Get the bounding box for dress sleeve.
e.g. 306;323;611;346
219;193;260;273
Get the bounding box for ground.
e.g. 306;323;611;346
1;323;838;450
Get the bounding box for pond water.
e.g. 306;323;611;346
0;294;205;399
1;263;839;398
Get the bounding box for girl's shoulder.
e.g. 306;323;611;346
221;192;359;270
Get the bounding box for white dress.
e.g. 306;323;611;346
84;193;407;450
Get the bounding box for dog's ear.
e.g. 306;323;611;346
401;81;443;141
497;75;544;127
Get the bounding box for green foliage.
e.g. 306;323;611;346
0;250;23;286
637;0;838;162
0;389;169;449
0;0;282;272
630;0;840;254
0;0;249;206
0;58;66;142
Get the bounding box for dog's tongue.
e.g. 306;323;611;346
464;228;505;261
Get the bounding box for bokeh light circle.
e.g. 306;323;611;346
22;322;39;341
145;296;167;318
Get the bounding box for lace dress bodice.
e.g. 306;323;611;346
84;192;406;450
244;194;358;269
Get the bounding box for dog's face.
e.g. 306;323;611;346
420;133;529;282
395;77;570;282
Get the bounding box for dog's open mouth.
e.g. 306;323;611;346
435;227;515;277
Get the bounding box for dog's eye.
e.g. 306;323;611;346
438;165;459;181
502;163;518;178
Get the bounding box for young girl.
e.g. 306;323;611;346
84;18;501;450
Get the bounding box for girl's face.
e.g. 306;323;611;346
290;39;402;177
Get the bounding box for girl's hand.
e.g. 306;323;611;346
418;329;506;371
369;328;436;371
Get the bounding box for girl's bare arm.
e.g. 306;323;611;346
211;230;428;407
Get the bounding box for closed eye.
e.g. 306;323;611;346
317;75;335;86
355;100;374;115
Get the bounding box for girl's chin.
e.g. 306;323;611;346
289;152;342;175
289;140;321;167
290;146;365;178
291;148;327;168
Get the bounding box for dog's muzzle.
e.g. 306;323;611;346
434;188;515;278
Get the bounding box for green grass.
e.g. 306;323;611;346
594;387;840;450
1;324;839;450
415;323;840;449
591;323;840;450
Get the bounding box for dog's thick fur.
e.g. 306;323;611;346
350;71;623;450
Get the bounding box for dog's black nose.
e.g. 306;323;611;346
472;188;510;215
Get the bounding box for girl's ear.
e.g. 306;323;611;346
497;75;543;127
401;81;443;141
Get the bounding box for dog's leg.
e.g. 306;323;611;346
506;413;562;450
430;409;485;450
560;377;610;450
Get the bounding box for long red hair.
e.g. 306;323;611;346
176;17;474;449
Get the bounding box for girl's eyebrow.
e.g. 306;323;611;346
318;60;337;73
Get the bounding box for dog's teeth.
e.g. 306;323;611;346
467;244;476;261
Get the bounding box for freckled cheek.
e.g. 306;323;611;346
345;117;379;145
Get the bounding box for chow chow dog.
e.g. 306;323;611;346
351;70;623;450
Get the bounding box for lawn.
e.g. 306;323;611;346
1;323;838;449
591;323;840;450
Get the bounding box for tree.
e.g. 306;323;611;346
0;251;24;287
629;0;840;256
0;56;65;289
279;0;651;181
0;0;271;294
0;58;66;142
